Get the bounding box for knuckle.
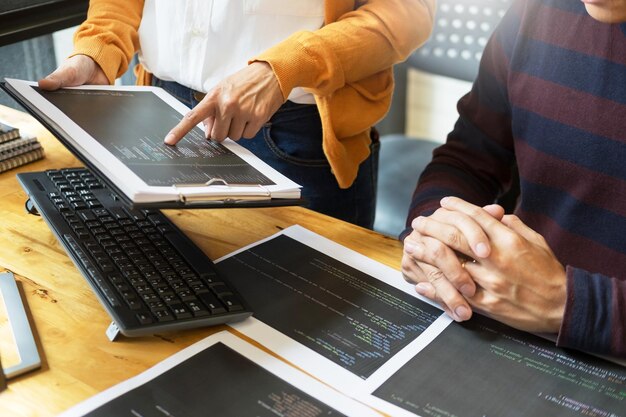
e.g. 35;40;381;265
482;273;508;296
204;92;218;104
425;268;445;285
401;271;415;283
481;296;502;312
449;269;469;287
503;233;524;250
489;279;508;295
467;206;482;218
242;129;256;139
433;207;447;218
428;240;446;260
400;255;414;270
184;110;198;122
413;216;427;232
530;230;547;246
444;229;462;248
65;66;79;83
400;264;417;283
246;123;263;138
406;229;421;241
222;99;238;114
508;214;520;223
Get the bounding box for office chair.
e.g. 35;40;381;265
374;0;514;237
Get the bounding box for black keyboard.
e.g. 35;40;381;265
17;168;252;337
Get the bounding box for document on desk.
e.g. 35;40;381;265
58;331;379;417
217;225;626;417
2;78;301;207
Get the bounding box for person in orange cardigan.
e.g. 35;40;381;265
40;0;434;228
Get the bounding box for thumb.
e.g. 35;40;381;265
38;55;103;90
38;72;64;90
482;204;505;221
38;65;81;91
501;214;544;245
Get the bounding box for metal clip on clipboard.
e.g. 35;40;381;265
173;177;272;204
0;271;41;382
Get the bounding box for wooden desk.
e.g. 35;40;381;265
0;105;403;416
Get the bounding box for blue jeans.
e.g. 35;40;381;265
152;77;379;229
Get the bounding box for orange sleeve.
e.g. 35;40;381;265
253;0;435;188
71;0;144;84
253;0;434;100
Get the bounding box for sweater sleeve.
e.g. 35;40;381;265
253;0;435;99
253;0;435;188
557;267;626;358
71;0;144;84
401;4;522;240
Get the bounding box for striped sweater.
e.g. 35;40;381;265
407;0;626;358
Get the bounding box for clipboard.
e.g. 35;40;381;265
0;271;41;380
0;81;305;210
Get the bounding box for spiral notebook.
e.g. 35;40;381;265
0;119;20;144
0;120;44;173
0;146;44;173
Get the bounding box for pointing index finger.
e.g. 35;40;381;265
164;100;215;145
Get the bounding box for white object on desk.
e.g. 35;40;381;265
0;271;41;378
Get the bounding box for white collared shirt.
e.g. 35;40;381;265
138;0;325;104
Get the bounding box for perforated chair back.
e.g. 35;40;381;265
373;0;515;238
410;0;513;81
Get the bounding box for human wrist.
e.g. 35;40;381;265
543;268;567;332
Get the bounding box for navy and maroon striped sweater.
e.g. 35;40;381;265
406;0;626;358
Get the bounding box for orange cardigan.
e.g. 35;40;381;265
73;0;435;188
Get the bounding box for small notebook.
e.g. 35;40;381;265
0;120;45;173
0;146;44;174
0;133;40;162
0;119;20;144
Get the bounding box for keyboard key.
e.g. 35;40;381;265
153;308;174;322
198;292;227;314
109;207;129;220
187;301;210;317
219;294;244;312
136;312;153;325
208;282;232;296
77;210;97;221
123;207;145;221
170;304;193;319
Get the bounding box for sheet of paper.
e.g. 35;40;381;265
4;79;301;203
362;313;626;417
58;331;380;417
218;225;626;417
216;225;450;395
